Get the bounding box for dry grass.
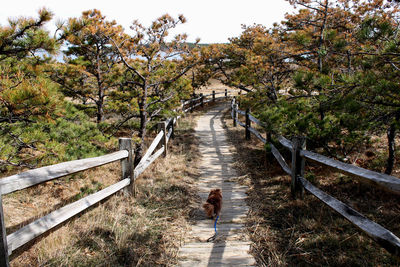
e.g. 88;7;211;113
6;113;202;267
221;110;400;267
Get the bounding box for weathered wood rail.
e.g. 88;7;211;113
0;89;233;266
230;99;400;258
182;89;230;113
0;122;173;266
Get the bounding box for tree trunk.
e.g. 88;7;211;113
347;50;352;74
385;123;396;175
134;86;148;167
96;98;104;123
96;52;104;124
317;0;329;73
319;105;325;121
269;83;278;102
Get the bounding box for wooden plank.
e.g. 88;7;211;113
237;120;246;128
233;104;238;127
166;127;173;143
183;97;201;106
211;91;225;96
0;151;129;195
248;127;266;143
0;196;9;266
169;117;175;139
237;110;246;116
245;108;251;140
183;99;192;105
277;135;293;151
214;96;226;101
119;138;134;196
164;118;173;131
185;102;202;111
301;150;400;194
138;131;163;166
160;122;168;157
299;176;400;257
270;143;292;175
6;178;130;254
180;257;255;266
134;147;165;178
291;137;305;199
166;117;173;126
248;114;262;126
179;245;251;255
193;102;202;109
184;96;202;104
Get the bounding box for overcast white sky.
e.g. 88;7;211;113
0;0;294;43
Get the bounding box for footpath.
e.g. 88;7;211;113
178;103;256;266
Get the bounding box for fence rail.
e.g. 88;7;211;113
0;151;129;196
181;88;231;113
301;150;400;193
0;88;234;266
6;178;131;255
230;99;400;258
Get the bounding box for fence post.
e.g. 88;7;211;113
225;89;228;98
245;108;251;140
291;136;305;199
265;132;273;162
171;119;175;139
158;122;168;157
233;104;238;127
267;133;272;143
212;90;215;102
0;196;9;267
119;138;134;196
200;93;204;108
231;97;235;119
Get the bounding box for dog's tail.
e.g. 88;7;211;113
203;202;214;218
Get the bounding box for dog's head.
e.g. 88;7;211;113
209;188;222;198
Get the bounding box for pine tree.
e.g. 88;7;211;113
54;9;126;123
111;14;199;165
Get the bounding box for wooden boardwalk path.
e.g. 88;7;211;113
178;103;256;266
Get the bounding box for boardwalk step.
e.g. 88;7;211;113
181;241;251;248
179;256;256;267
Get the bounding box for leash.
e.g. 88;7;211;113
206;215;219;242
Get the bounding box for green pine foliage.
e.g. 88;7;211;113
211;0;400;163
0;103;115;172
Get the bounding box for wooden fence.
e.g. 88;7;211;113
0;89;232;266
182;89;229;113
230;98;400;258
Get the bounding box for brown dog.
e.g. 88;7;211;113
203;189;222;218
